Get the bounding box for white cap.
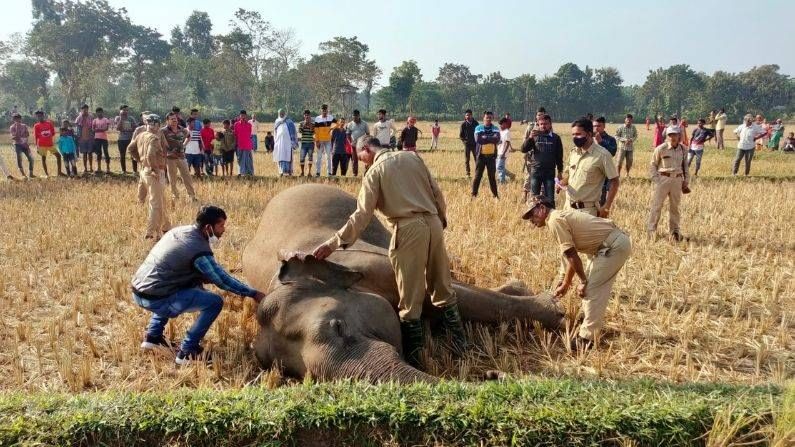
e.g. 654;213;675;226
665;125;681;135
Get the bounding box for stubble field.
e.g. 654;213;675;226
0;120;792;396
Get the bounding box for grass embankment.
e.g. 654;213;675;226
0;379;789;446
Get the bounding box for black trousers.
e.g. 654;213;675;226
331;153;349;176
472;154;498;197
118;139;138;172
464;143;476;175
350;152;358;175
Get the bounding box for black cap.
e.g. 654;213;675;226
521;195;555;220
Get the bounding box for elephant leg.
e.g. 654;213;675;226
452;282;564;330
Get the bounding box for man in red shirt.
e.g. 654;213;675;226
233;110;254;176
33;111;65;177
200;118;215;176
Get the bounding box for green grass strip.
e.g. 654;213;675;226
0;379;785;446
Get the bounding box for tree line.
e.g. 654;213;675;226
1;0;792;123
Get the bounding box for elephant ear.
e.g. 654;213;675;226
277;250;364;289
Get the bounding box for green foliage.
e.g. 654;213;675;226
0;379;783;446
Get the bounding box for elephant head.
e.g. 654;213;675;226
253;253;437;383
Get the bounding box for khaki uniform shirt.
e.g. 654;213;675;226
135;130;167;172
649;142;689;182
327;150;447;251
715;113;727;130
547;210;618;256
564;143;618;204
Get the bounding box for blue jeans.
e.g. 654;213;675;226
133;288;223;353
185;154;203;172
530;170;556;207
237;150;254;175
496;157;507;183
278;160;292;174
300;142;314;163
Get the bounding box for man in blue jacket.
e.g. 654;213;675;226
471;111;501;199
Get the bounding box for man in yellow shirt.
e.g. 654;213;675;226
523;195;631;350
648;125;690;241
313;138;465;368
132;114;171;240
715;108;728;150
313;104;334;176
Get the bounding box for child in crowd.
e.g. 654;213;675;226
496;117;513;183
264;131;274;153
784;132;795;152
212;132;225;176
57;120;78;177
200;118;215;175
330;118;348;176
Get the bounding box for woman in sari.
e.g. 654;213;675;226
768;119;784;150
653;115;665;147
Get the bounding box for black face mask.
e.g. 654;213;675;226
573;136;588;148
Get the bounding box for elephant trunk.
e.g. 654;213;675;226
314;339;438;384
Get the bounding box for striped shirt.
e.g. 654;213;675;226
193;255;257;297
299;121;315;144
615;124;638;152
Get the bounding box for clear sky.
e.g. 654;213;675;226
2;0;793;86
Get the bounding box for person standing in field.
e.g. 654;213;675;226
503;112;512;129
200;118;215;176
680;117;689;147
132;113;171;240
524;107;548;140
162;113;197;201
648;125;689;242
115;105;138;174
74;105;95;174
345;109;369;176
615;114;637;178
593;117;616;207
715;108;728;149
522;114;563;205
131;205;266;365
57;120;78;177
430;119;441;151
522;194;631;350
732;114;766;176
234;110;255;176
645;116;650;131
211;132;225;176
496;117;514;184
330;118;350;176
33;110;64;177
298;110;314;177
184;117;204;178
92;108;112;173
249;115;259;152
703;110;716;145
768;118;784;150
754;115;767;151
399;116;420;152
264;131;274;153
557;118;620;218
10;113;35;178
653;115;665;148
471;111;501;199
372;108;396;149
313;104;334;177
312;137;466;369
688;119;708;177
220;120;236;177
459;109;478;177
273;108;297;176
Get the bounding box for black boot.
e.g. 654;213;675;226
400;319;425;369
440;304;468;356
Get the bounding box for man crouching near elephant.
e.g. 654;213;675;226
131;205;266;365
313;137;467;369
522;195;631;351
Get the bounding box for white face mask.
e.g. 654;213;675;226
207;227;220;247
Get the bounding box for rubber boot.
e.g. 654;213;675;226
440;304;468;356
400;319;425;369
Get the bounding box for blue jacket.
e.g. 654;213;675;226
474;124;501;157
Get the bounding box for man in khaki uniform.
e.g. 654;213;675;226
558;118;620;218
313;137;465;368
132;114;171;240
523;195;631;349
648;125;690;241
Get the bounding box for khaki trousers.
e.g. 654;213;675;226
388;214;456;321
579;229;631;339
166;158;196;200
647;176;682;232
141;169;171;238
137;175;148;204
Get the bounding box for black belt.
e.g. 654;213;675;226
131;287;166;301
570;201;595;209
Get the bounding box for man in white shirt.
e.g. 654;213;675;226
371;109;396;148
714;108;728;150
732;114;766;176
496;117;514;183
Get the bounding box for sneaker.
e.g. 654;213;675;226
140;334;174;351
175;347;213;366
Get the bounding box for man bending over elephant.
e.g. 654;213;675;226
313;137;466;368
131;205;266;365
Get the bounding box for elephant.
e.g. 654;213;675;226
243;184;564;383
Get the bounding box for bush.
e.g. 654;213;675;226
0;378;784;446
